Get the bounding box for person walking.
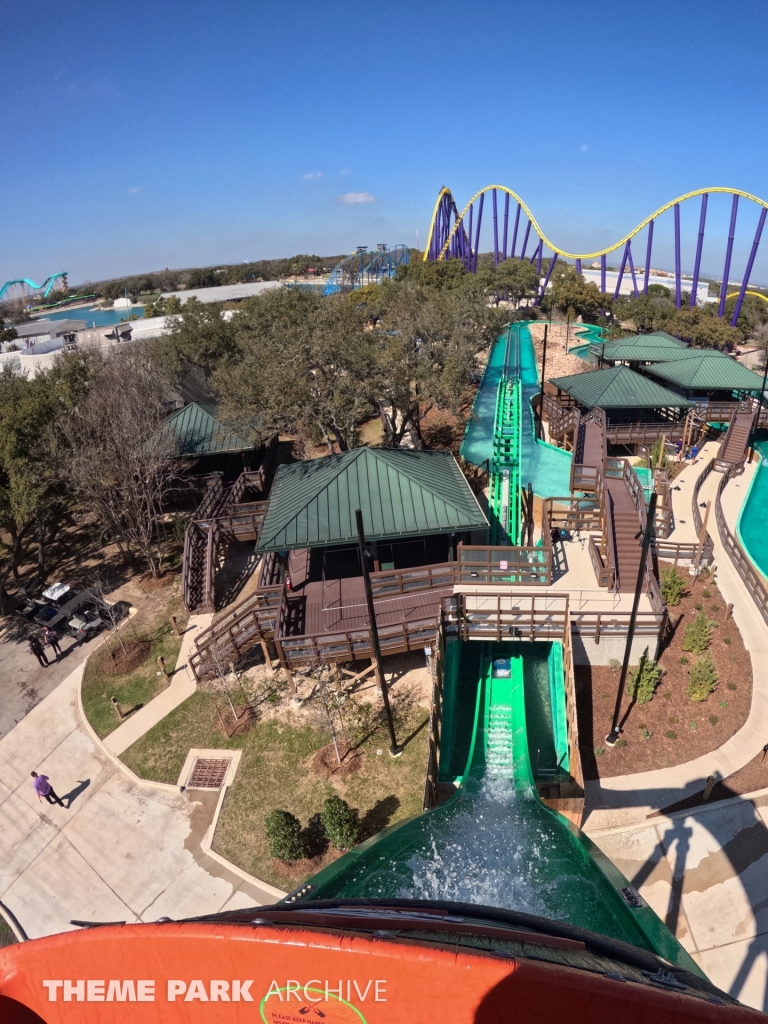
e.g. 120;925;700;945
31;771;65;807
43;626;63;660
28;636;49;668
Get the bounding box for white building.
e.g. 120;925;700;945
578;268;711;305
159;281;283;305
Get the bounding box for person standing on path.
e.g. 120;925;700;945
28;636;48;668
43;626;62;660
31;771;65;807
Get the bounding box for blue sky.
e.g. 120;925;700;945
2;0;768;285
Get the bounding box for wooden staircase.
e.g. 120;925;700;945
715;409;756;473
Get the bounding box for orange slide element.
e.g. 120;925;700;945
0;922;764;1024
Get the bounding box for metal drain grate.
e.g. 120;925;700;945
187;757;231;789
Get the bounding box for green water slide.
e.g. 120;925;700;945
295;639;701;977
488;377;522;545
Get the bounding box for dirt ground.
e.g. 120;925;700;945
577;563;752;780
528;321;597;383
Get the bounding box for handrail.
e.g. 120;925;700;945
423;619;445;810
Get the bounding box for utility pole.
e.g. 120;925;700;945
356;509;402;756
538;324;549;440
606;492;658;746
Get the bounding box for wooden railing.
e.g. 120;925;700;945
560;604;584;802
714;466;768;629
456;543;552;586
588;533;613;588
423;621;445;811
654;536;714;566
605;421;687;445
370;561;457;597
275;615;439;668
190;585;283;680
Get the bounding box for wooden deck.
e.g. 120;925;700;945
281;549;445;637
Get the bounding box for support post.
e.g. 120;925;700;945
690;193;708;308
732;207;767;326
170;615;180;637
535;241;543;274
575;259;582;274
719;194;739;318
520;219;531;261
536;253;557;307
613;242;630;300
472;192;484;273
606;492;657;745
502;191;509;261
674;202;682;308
492;188;499;267
600;253;606;295
626;240;639;298
538;323;549;441
694;501;711;573
466;203;473;272
643;220;654;295
511;203;521;259
355;509;402;756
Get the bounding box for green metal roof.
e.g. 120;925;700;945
549;365;692;410
256;447;488;552
647;354;765;391
162;402;252;456
592;335;691;363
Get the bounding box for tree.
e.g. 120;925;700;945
142;295;182;319
541;263;608;322
687;654;718;702
478;258;539;308
682;611;712;654
57;346;181;577
186;267;219;290
321;795;361;850
155;297;236;383
628;647;661;704
660;566;686;606
264;810;306;861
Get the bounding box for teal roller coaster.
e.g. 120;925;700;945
0;272;68;303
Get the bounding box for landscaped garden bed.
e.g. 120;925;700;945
81;588;188;739
120;658;430;890
577;561;752;780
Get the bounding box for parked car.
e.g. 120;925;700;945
67;606;104;640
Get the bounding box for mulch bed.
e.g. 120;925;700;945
100;638;151;675
312;741;364;779
577;562;752;780
137;572;175;593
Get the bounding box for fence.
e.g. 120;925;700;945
423;621;445;811
189;586;283;680
713;465;768;629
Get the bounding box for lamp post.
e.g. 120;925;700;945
606;492;658;746
537;324;549;440
355;509;402;757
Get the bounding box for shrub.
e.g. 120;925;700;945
665;730;678;739
661;567;687;607
679;655;689;665
724;637;732;646
651;437;667;468
709;714;719;726
687;654;718;702
711;604;719;612
265;810;307;861
640;727;651;740
595;746;605;756
608;658;621;672
701;588;711;598
682;612;712;654
613;738;627;749
727;682;737;691
628;647;661;704
690;721;698;730
321;795;361;850
669;715;679;725
720;699;728;708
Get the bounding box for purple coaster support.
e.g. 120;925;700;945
575;259;582;274
520;219;531;261
601;253;606;294
536;252;558;306
492;189;499;266
613;242;630;299
466;204;473;271
731;206;767;325
502;192;510;261
674;203;682;307
643;220;654;294
627;241;639;298
472;192;484;273
536;241;543;274
689;194;708;307
511;203;521;259
719;194;739;318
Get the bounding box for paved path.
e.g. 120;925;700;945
103;612;212;755
585;456;768;830
590;790;768;1012
0;663;282;940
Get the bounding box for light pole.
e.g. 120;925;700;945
606;492;658;746
356;509;402;757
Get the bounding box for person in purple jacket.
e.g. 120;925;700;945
31;771;65;807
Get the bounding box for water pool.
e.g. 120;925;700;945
30;306;144;327
737;438;768;579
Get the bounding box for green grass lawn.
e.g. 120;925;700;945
121;689;430;891
81;597;187;739
0;914;18;947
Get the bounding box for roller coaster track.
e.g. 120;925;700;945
0;272;68;302
488;327;522;546
424;186;768;325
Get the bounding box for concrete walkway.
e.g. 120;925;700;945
591;788;768;1012
0;662;282;939
585;453;768;830
103;612;212;755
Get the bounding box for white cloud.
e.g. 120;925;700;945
339;191;376;204
580;144;589;152
128;186;141;193
303;171;323;179
340;168;352;176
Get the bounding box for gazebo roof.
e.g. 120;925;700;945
161;403;253;456
256;447;488;552
549;365;692;410
648;354;764;391
592;332;690;364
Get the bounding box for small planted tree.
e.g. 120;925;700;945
688;655;718;703
660;566;686;607
265;810;306;861
629;647;661;704
651;437;668;469
682;611;712;655
321;795;361;850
